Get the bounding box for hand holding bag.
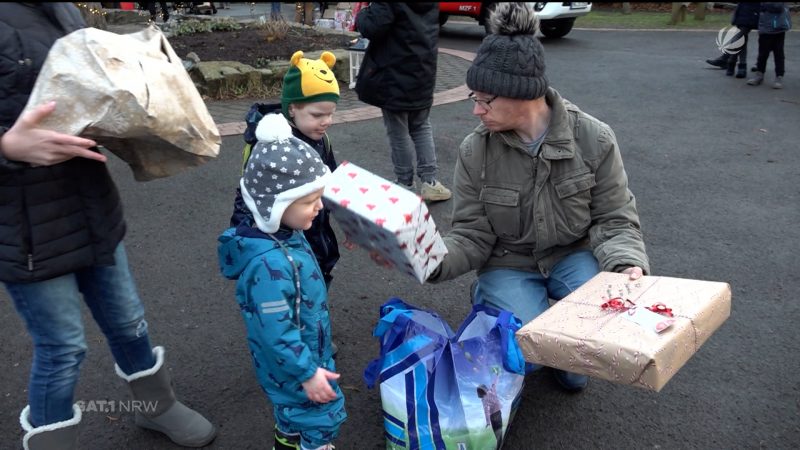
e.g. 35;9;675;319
364;298;526;449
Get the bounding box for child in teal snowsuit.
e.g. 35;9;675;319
218;112;346;450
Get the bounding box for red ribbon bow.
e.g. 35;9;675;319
600;297;635;312
646;302;674;317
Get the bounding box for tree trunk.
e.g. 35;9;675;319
76;2;108;30
669;3;687;25
694;2;708;20
622;3;632;15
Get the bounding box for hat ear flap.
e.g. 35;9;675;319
291;51;304;67
320;51;336;69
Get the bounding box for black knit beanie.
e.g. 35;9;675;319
466;3;548;99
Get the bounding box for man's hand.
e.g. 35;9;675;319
0;101;105;166
301;368;340;404
621;266;644;280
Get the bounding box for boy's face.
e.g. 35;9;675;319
288;101;337;141
282;188;324;231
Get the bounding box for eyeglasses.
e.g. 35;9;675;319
468;92;498;110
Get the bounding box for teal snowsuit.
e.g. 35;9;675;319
218;226;346;446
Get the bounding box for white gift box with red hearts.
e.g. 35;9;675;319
323;161;447;283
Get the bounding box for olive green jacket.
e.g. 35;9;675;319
429;88;649;282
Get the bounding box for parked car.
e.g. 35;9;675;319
438;2;592;38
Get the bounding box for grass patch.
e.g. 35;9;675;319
575;10;732;30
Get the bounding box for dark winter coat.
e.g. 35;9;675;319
428;88;650;282
0;3;126;283
758;2;792;34
354;2;439;111
231;103;340;286
217;226;346;429
732;3;761;30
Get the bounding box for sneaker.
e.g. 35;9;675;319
394;179;415;190
273;426;300;450
747;71;764;86
552;369;588;393
772;76;783;89
420;180;452;202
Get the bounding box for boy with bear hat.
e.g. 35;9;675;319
234;50;342;288
219;51;346;450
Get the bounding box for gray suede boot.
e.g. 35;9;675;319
20;404;81;450
115;346;216;447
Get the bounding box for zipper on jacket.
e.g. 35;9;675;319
20;187;34;272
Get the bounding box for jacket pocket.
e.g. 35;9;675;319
480;185;521;240
554;172;595;235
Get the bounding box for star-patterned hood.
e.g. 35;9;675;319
240;113;330;234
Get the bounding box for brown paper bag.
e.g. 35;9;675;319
515;272;731;392
21;25;220;181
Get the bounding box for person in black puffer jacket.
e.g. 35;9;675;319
726;3;761;78
355;2;452;202
0;3;215;448
704;3;761;75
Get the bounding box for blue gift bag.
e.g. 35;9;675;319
364;298;526;450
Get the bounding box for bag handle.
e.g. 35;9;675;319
364;298;451;388
452;304;526;375
495;309;526;375
364;301;415;388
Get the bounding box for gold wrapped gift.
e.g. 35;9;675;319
21;25;220;181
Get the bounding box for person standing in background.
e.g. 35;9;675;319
726;3;761;78
748;2;792;88
355;2;453;202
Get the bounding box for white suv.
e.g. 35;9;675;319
439;2;592;38
533;2;592;38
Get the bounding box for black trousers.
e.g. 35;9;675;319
728;27;751;68
756;32;786;76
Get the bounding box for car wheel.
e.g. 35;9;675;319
539;18;575;38
439;13;449;26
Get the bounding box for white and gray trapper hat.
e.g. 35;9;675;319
240;113;330;233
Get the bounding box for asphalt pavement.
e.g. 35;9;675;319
1;8;799;450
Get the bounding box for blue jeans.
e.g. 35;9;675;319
381;108;438;185
472;250;601;374
4;243;155;427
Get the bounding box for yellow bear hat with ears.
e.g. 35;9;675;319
281;50;340;118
